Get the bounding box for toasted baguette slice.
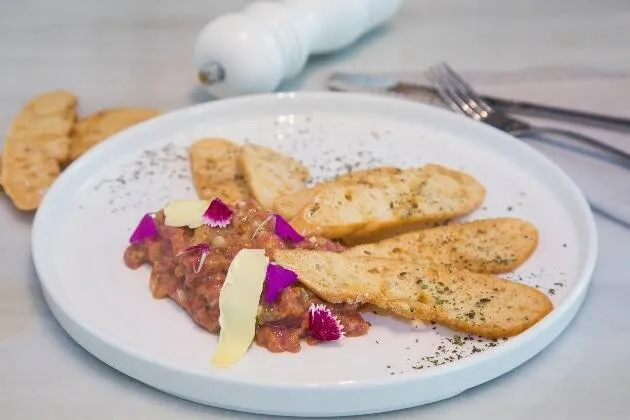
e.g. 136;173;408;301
340;219;448;246
188;138;250;204
273;250;552;338
69;107;160;160
273;166;401;220
333;166;403;185
289;164;486;239
343;165;485;241
1;90;77;210
344;218;539;274
9;90;77;139
273;187;320;222
238;144;310;210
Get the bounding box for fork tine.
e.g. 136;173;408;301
435;64;489;119
438;62;493;113
429;67;479;119
425;68;463;115
427;65;483;121
427;68;467;115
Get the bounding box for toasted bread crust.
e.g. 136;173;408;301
344;217;539;273
289;164;486;239
1;90;77;210
273;166;401;220
273;250;552;338
238;144;310;210
188;138;250;203
69;107;160;160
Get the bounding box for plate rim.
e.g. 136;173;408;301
31;91;598;414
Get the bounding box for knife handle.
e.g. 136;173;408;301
194;0;404;99
484;96;630;133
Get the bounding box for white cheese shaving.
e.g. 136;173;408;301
163;199;209;228
211;249;269;368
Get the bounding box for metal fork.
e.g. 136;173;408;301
426;62;630;168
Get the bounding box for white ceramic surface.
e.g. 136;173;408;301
31;92;597;417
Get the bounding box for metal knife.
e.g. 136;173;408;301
327;71;630;133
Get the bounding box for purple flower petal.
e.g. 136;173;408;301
274;214;304;242
129;213;158;243
264;263;298;303
202;198;233;228
176;243;210;273
308;303;345;341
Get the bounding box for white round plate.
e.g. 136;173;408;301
32;92;597;417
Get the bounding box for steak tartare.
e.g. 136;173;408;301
124;199;370;353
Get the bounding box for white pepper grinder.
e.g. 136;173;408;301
194;0;405;99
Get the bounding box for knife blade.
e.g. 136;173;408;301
327;71;630;133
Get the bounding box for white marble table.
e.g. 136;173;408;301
2;1;629;419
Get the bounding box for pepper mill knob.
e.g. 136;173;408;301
194;0;404;99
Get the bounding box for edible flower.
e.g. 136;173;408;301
202;198;233;228
264;263;298;303
274;214;304;242
308;303;345;341
129;213;158;243
176;243;210;273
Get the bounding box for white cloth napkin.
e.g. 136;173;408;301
348;67;630;226
473;68;630;227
